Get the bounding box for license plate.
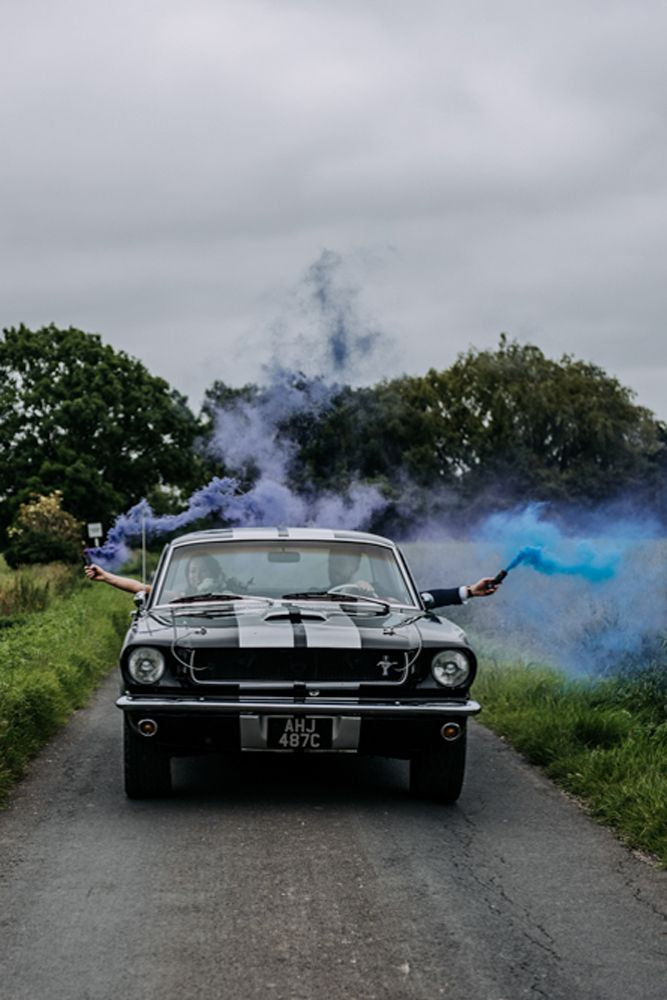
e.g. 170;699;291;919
266;716;333;751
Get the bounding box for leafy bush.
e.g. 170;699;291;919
5;532;82;568
5;492;83;567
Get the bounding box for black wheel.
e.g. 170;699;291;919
409;729;467;803
123;717;172;799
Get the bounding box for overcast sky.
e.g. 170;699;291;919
2;0;666;418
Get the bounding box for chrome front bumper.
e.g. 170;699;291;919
116;694;481;717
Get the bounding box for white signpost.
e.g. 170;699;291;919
87;522;103;548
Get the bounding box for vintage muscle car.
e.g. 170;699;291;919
117;528;480;801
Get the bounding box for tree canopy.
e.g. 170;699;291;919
412;337;662;505
0;325;203;541
0;326;664;552
288;336;663;517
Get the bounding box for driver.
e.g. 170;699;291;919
327;551;375;594
326;549;501;605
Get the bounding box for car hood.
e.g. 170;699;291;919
128;603;468;653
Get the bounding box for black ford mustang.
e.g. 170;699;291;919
117;528;480;802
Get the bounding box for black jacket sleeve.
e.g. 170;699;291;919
422;587;463;607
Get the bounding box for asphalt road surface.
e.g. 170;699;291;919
1;673;665;1000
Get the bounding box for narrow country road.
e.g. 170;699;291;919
1;672;665;1000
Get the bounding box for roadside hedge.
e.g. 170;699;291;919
0;585;130;804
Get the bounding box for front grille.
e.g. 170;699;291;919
188;648;409;685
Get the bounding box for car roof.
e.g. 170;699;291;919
169;527;398;549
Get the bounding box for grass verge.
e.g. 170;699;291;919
0;561;82;626
0;584;130;805
474;660;667;866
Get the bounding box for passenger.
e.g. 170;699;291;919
183;554;224;594
84;563;148;594
85;553;227;597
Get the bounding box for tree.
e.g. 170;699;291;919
415;336;664;507
0;325;204;541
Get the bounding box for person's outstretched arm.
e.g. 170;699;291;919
423;577;501;607
85;563;150;594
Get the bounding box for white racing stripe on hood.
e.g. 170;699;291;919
236;616;295;648
302;614;362;649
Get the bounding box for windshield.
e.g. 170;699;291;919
153;540;417;607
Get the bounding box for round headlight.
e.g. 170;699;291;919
128;647;165;684
431;650;471;688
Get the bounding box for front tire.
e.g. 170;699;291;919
123;717;172;799
409;729;467;803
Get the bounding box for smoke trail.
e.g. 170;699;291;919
208;366;334;483
87;474;388;567
88;252;391;568
405;502;665;676
304;250;384;377
504;544;617;581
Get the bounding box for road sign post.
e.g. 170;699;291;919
87;522;103;548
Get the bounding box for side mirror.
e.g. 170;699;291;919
133;590;148;612
420;591;435;610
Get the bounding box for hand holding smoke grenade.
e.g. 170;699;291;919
484;569;507;591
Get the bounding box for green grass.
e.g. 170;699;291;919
475;659;667;865
0;583;130;804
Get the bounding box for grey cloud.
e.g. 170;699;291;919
1;0;666;418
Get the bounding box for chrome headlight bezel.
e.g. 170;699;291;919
431;649;472;689
127;646;165;685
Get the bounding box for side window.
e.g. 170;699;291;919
162;554;189;595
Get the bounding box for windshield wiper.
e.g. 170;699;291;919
168;592;244;604
281;591;391;613
281;590;339;600
168;592;276;606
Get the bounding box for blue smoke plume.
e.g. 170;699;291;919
405;502;665;675
504;544;617;581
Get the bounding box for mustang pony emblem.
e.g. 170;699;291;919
377;655;399;677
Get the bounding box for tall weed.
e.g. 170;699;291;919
0;563;80;620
